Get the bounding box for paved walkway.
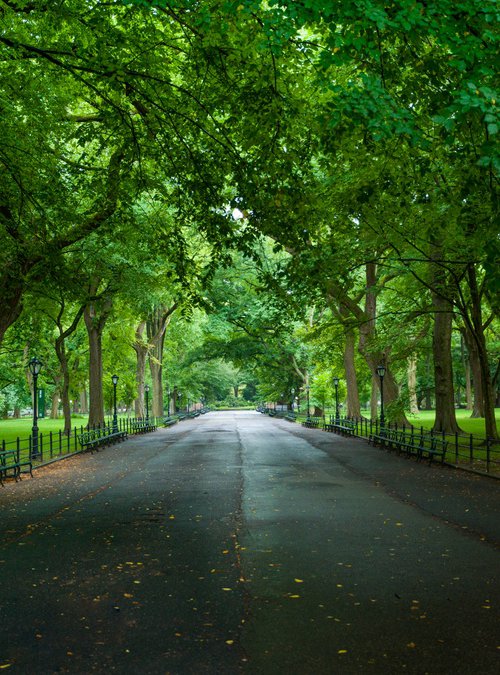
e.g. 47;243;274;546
0;411;498;674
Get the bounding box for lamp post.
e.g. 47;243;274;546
28;357;42;459
306;385;310;419
166;386;171;416
333;377;340;422
111;374;119;432
291;387;295;411
145;384;150;422
376;364;386;428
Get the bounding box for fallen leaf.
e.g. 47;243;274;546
294;578;304;583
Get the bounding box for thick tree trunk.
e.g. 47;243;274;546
84;314;105;427
358;263;406;423
341;308;361;418
0;279;24;345
465;328;484;417
370;377;378;420
51;391;60;419
407;354;419;415
467;264;498;439
84;283;112;428
55;304;85;434
461;334;473;410
431;291;462;433
147;304;177;418
424;352;433;409
149;359;163;417
133;321;147;419
79;389;88;415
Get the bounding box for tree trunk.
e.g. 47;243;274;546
431;291;462;433
461;334;473;410
0;278;24;345
147;304;177;418
85;314;105;427
424;352;433;410
133;321;147;419
51;391;60;419
358;263;406;423
370;376;378;420
341;309;361;418
79;389;88;415
83;283;113;428
462;325;484;417
55;303;85;435
407;354;419;415
466;264;498;439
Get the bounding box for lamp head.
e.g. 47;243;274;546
145;384;150;392
333;377;339;387
111;374;119;386
29;356;42;376
376;364;386;378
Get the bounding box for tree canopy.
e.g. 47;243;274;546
0;0;498;435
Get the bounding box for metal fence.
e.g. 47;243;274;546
1;416;164;469
332;416;500;476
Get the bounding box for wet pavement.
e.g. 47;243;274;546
0;411;499;674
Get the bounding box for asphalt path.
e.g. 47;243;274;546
0;411;498;674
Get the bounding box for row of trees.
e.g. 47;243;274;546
0;1;498;436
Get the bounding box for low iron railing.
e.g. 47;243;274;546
329;416;500;476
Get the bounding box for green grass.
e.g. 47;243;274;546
0;414;118;446
404;409;500;438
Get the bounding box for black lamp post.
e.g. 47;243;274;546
333;377;340;422
376;364;386;428
166;386;171;416
28;357;42;459
306;384;310;419
145;384;150;422
111;374;119;432
291;387;295;411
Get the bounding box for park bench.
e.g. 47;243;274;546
368;427;390;448
324;419;356;436
0;448;32;486
176;412;188;421
284;412;297;423
130;420;157;434
401;435;447;464
163;416;178;428
268;409;278;417
302;417;322;429
369;428;448;466
424;438;448;464
78;426;128;453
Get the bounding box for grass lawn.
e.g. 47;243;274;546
404;409;500;439
0;415;105;446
